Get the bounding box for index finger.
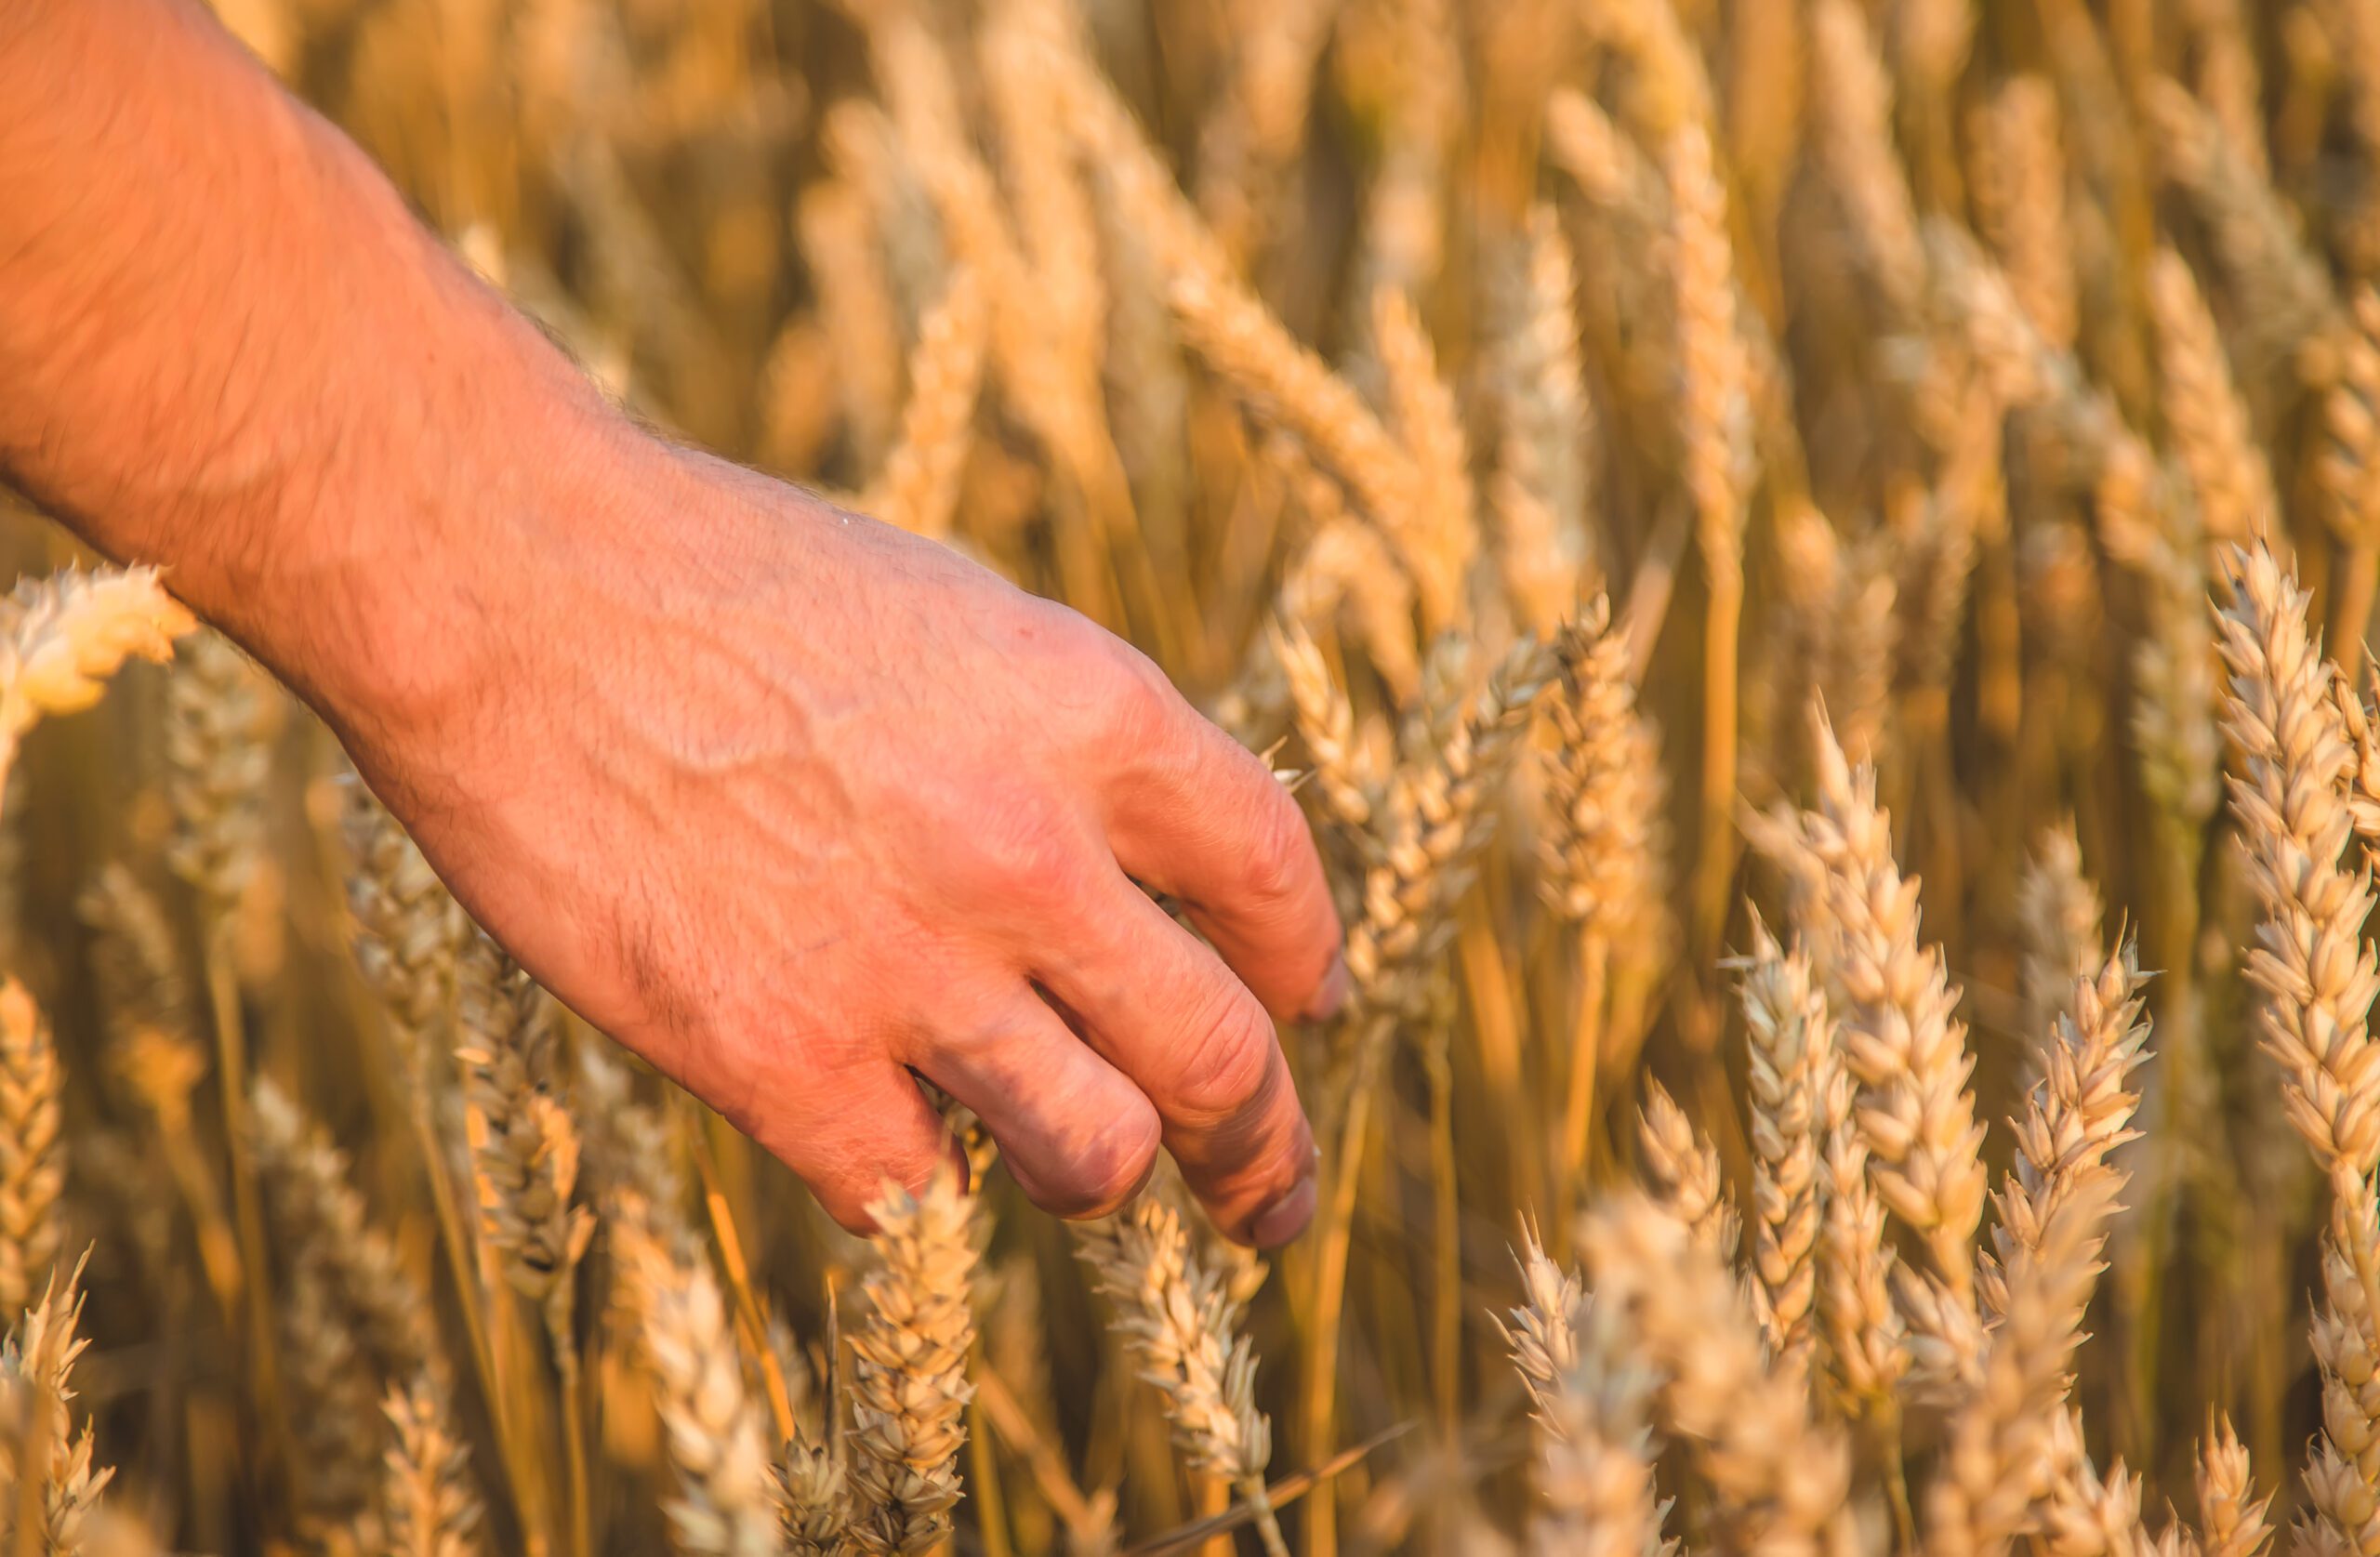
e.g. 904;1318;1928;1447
1103;685;1349;1024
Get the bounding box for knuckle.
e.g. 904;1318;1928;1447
1238;786;1316;906
1092;640;1178;745
1039;1111;1160;1219
952;794;1094;912
1171;985;1278;1123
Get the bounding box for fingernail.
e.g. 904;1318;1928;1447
1302;956;1352;1023
1250;1173;1318;1247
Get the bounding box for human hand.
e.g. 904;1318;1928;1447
0;0;1344;1243
332;435;1345;1245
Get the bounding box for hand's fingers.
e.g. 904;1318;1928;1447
1035;874;1317;1246
1102;688;1348;1024
736;1056;956;1235
918;990;1161;1219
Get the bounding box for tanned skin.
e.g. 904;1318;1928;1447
0;0;1344;1245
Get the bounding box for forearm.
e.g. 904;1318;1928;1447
0;0;638;729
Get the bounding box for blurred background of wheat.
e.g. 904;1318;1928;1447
17;0;2380;1550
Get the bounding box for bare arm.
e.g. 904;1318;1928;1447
0;0;1342;1243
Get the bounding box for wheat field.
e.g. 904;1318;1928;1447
13;0;2380;1551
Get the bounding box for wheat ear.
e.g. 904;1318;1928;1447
612;1198;785;1556
860;264;990;542
1540;599;1666;943
456;934;594;1344
0;980;61;1315
249;1078;435;1379
0;1259;112;1553
2014;824;2106;1057
1076;1195;1286;1557
163;628;275;908
0;565;195;807
1985;943;2153;1339
2148;247;2278;546
2194;1414;2274;1557
1501;1233;1661;1557
1578;1192;1853;1554
377;1372;485;1557
2144;77;2341;385
1805;0;1926;320
1924;1176;2124;1557
2213;543;2380;1179
342;782;469;1091
1966;76;2077;350
1739;914;1837;1369
1743;706;1988;1298
1488;205;1594;635
847;1169;977;1555
1636;1078;1735;1260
